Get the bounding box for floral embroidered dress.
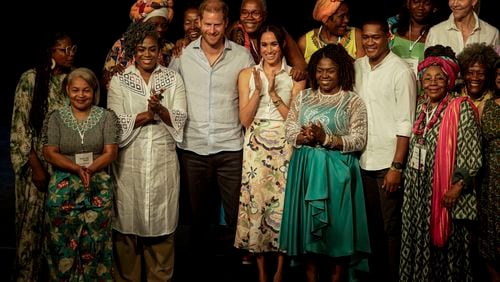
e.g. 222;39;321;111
234;60;293;253
43;105;119;281
279;89;370;267
400;97;482;281
108;64;187;237
10;69;68;281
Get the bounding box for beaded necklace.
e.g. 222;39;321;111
412;95;450;137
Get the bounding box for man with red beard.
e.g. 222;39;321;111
168;0;254;279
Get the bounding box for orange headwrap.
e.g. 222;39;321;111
312;0;343;24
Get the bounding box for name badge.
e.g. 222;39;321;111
409;144;426;171
75;152;93;167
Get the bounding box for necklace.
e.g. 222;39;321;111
412;95;450;136
408;23;425;53
317;26;341;47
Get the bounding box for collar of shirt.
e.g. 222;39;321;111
254;57;291;76
446;12;480;32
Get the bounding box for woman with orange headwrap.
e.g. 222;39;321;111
399;55;482;281
297;0;364;63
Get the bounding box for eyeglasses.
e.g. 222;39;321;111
422;75;447;84
240;9;262;18
55;45;77;55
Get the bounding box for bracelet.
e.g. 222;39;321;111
272;98;283;107
322;134;330;147
325;135;340;149
389;166;403;173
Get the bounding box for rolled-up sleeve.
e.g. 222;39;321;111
394;68;416;137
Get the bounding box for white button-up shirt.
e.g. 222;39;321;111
169;37;255;155
354;52;417;171
425;12;499;55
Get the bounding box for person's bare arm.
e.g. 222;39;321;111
283;30;308;81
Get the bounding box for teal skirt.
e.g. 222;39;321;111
279;146;370;261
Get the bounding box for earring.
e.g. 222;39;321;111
51;58;56;70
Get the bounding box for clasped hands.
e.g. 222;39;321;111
78;166;93;188
297;122;326;146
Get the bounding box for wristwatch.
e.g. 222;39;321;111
390;161;404;172
391;161;404;169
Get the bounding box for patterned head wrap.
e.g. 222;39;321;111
130;0;169;23
312;0;343;24
418;56;460;91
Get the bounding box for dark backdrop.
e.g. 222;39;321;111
0;0;498;278
2;0;498;137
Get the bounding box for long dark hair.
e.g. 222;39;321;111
29;31;72;135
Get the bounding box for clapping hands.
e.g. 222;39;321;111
297;122;326;146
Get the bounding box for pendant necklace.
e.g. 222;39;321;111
408;23;425;53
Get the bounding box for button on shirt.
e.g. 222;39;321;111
425;12;499;55
169;38;255;155
354;52;417;171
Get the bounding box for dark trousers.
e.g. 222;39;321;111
361;168;403;282
179;149;242;252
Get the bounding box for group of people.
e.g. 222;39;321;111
10;0;499;282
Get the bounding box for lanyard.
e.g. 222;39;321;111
423;104;438;137
76;126;85;145
408;23;425;53
70;109;88;145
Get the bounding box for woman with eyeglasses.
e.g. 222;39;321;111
227;0;308;81
10;31;76;281
399;55;482;281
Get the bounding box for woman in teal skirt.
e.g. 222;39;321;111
279;44;370;281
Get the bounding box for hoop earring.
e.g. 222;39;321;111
51;58;56;70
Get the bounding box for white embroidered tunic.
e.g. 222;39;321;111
108;64;187;236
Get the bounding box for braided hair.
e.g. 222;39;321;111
307;44;355;91
29;31;73;135
122;21;159;61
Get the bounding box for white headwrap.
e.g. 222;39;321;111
143;7;168;22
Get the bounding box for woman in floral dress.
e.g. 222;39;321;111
43;68;119;281
234;25;305;282
10;31;75;281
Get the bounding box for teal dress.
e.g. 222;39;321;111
279;89;370;266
